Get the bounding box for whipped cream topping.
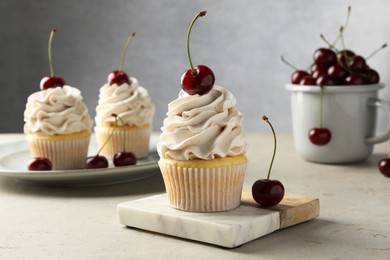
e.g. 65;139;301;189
95;77;154;127
24;85;93;135
157;85;247;160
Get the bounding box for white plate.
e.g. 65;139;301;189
0;134;160;186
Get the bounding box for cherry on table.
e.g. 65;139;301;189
180;11;215;95
378;158;390;177
85;155;109;169
28;157;52;171
113;152;137;167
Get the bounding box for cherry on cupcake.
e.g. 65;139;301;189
180;11;215;95
108;32;136;86
111;114;137;167
308;85;332;146
28;157;52;171
252;115;285;207
40;28;66;90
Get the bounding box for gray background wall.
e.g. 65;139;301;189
1;0;389;133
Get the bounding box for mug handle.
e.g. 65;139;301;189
366;98;390;144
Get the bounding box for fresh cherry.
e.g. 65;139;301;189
252;116;285;207
300;76;317;85
85;155;109;169
108;32;136;86
364;69;380;84
328;64;348;84
291;70;309;84
309;85;331;146
338;49;355;67
348;55;367;72
108;70;130;86
345;73;364;85
316;75;336;86
40;28;65;90
311;67;328;79
313;48;337;67
378;158;390;177
111;114;138;167
309;128;332;146
28;157;52;171
113;152;137;167
180;11;215;95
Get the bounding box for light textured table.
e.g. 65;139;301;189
0;133;389;259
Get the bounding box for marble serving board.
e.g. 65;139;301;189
117;189;319;248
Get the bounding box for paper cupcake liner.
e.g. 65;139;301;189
94;125;151;159
159;159;247;212
27;132;91;170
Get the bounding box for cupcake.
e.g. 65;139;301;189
95;33;154;159
24;85;93;170
157;84;248;212
23;29;93;170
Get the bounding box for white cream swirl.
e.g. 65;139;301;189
157;85;247;160
95;77;154;127
24;85;93;135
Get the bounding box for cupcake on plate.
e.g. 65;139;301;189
23;29;93;170
95;33;155;159
24;84;93;170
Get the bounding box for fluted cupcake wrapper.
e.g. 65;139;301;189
94;125;151;159
159;160;247;212
27;132;91;170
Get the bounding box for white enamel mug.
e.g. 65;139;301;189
286;83;390;164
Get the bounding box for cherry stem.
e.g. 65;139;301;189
119;32;136;72
331;5;351;46
366;43;387;60
112;113;127;152
280;56;298;70
262;115;277;180
320;34;339;51
339;26;352;74
186;11;207;75
319;84;324;128
96;115;118;155
48;28;56;77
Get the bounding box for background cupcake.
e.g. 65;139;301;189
94;33;154;159
24;85;93;170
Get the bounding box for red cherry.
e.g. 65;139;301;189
313;48;337;67
348;55;367;72
252;179;285;207
28;157;52;171
181;11;214;95
316;75;336;86
378;158;390;177
252;116;285;207
300;76;317;85
363;69;380;84
311;67;328;79
328;64;348;84
291;70;309;84
108;33;136;86
108;70;131;86
40;28;65;90
309;127;332;146
40;77;66;90
345;74;365;85
85;155;108;169
181;65;215;95
113;152;137;167
337;49;355;67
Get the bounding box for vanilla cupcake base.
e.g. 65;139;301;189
158;155;247;212
26;130;91;170
94;125;151;159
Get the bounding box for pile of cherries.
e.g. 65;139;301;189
290;47;383;86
